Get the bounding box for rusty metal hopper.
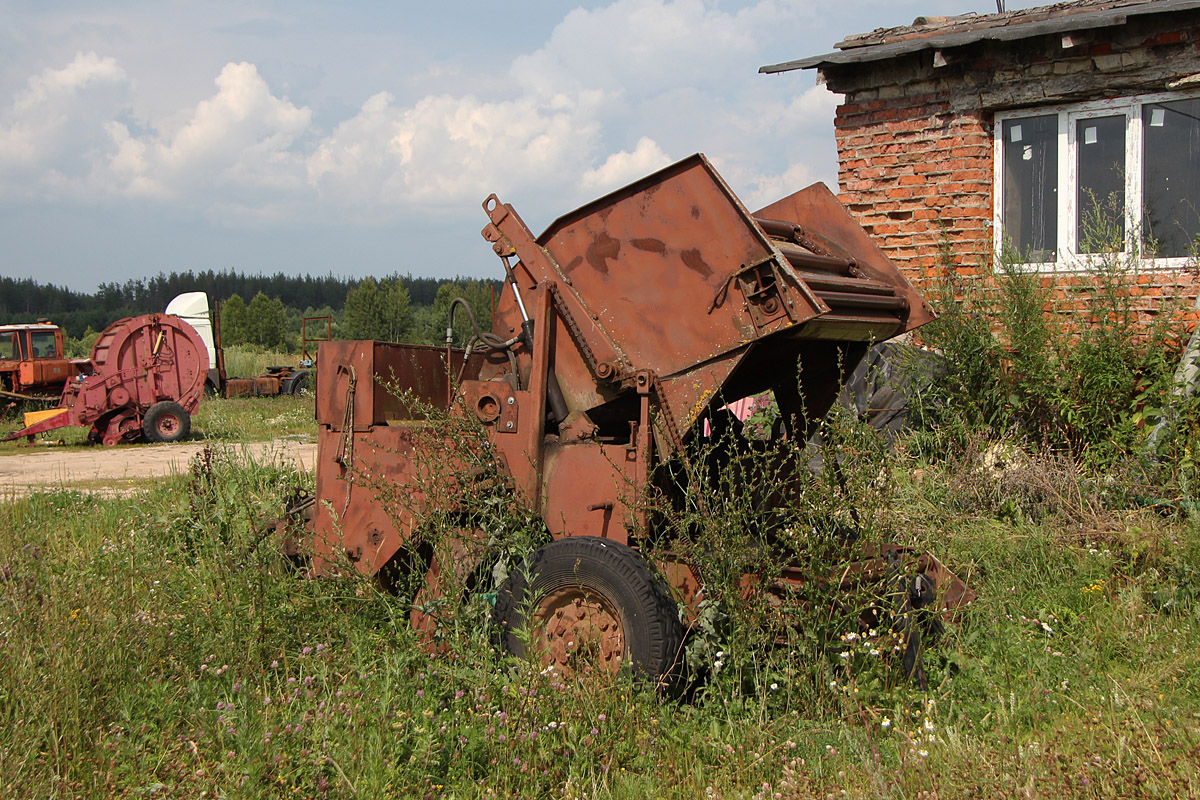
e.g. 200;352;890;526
487;154;932;445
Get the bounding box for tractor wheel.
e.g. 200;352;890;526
492;537;682;686
143;401;191;443
288;373;309;396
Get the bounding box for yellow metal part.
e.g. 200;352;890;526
22;407;64;428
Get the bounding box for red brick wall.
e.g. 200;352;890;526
816;10;1200;312
833;95;992;288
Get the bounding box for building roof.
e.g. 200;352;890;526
760;0;1200;74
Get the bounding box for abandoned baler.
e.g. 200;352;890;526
3;313;208;445
307;154;972;681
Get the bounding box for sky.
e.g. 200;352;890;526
0;0;1041;293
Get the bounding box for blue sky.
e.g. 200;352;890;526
1;0;1039;292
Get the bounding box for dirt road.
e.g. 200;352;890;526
0;438;318;499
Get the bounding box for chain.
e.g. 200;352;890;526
547;283;603;376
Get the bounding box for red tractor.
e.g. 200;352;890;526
0;322;88;402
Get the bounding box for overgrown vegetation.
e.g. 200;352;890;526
4;228;1200;797
913;232;1198;479
2;410;1198;797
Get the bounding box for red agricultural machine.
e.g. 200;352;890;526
3;313;208;445
295;154;974;683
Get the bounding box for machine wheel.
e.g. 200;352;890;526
492;537;682;685
143;401;191;443
287;373;309;396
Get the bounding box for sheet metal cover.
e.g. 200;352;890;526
535;154;824;379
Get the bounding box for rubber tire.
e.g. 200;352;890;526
288;373;309;396
143;401;191;443
492;537;683;685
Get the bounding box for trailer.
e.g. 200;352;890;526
298;154;974;683
165;292;314;398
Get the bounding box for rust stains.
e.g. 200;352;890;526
680;248;714;278
586;232;621;275
631;237;667;255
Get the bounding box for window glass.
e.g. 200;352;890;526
1143;98;1200;258
0;334;15;360
1076;115;1126;253
1002;115;1058;260
30;330;56;359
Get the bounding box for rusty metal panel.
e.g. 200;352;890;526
537;154;825;380
223;376;284;398
753;182;936;337
316;341;485;430
312;425;417;577
539;442;638;545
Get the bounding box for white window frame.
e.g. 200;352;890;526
994;90;1200;271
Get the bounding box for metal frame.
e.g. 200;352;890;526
994;88;1200;271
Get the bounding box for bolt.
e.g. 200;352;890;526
505;421;513;429
506;396;515;405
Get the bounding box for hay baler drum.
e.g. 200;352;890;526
3;313;209;445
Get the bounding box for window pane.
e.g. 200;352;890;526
30;331;56;358
0;334;15;360
1002;115;1057;260
1143;98;1200;258
1076;115;1126;253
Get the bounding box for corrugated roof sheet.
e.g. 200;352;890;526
760;0;1200;74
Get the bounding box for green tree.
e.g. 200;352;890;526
425;280;497;346
342;278;413;342
245;292;288;350
219;294;250;346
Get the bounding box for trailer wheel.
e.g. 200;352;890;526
287;373;309;396
143;401;191;443
492;537;682;686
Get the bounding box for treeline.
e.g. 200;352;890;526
1;271;502;353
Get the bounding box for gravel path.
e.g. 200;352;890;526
0;438;317;499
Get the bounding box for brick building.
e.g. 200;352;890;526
761;0;1200;304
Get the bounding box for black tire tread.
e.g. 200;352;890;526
143;401;191;443
491;537;682;684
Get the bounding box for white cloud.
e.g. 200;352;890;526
0;52;128;188
0;0;838;230
581;136;671;193
107;61;312;201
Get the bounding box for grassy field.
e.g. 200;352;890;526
1;434;1197;799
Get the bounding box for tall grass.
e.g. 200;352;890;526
2;427;1198;797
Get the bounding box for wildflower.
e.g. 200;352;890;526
924;718;934;732
770;683;779;691
881;717;891;729
918;749;928;758
1041;622;1053;634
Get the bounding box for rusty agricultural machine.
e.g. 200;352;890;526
299;154;973;683
4;313;208;445
0;321;88;402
